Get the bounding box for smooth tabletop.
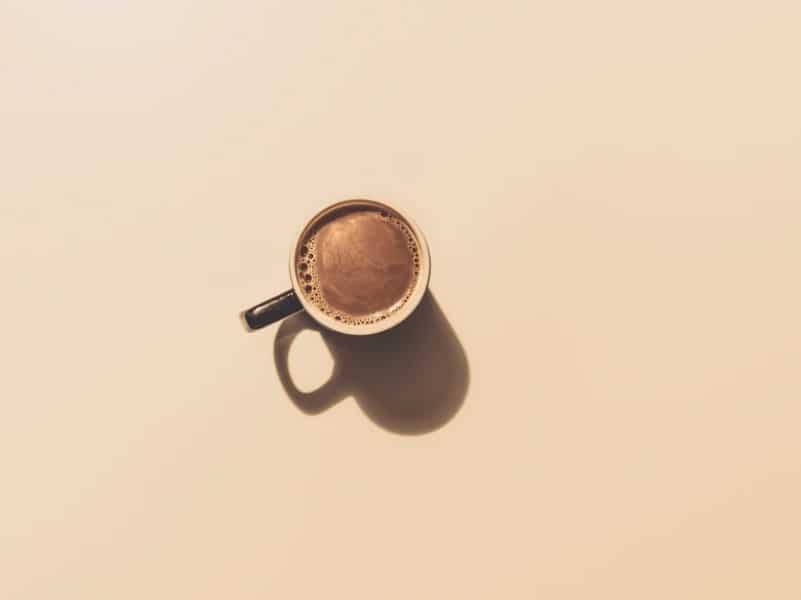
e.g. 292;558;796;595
2;1;800;598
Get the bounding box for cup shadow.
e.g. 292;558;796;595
273;292;469;435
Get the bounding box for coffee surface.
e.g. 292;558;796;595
296;206;420;324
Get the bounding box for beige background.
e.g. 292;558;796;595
2;1;800;598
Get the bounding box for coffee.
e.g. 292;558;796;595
296;204;421;325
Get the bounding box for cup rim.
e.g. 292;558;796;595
288;198;431;336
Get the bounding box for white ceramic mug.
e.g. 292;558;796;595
241;199;431;335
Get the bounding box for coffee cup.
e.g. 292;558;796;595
241;199;431;335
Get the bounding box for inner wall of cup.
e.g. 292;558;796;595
291;199;430;334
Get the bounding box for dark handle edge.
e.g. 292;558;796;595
241;289;303;331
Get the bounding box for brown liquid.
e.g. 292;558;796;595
296;205;420;324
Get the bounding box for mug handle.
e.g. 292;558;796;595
241;289;303;331
273;315;350;413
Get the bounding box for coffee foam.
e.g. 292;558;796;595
296;208;421;326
